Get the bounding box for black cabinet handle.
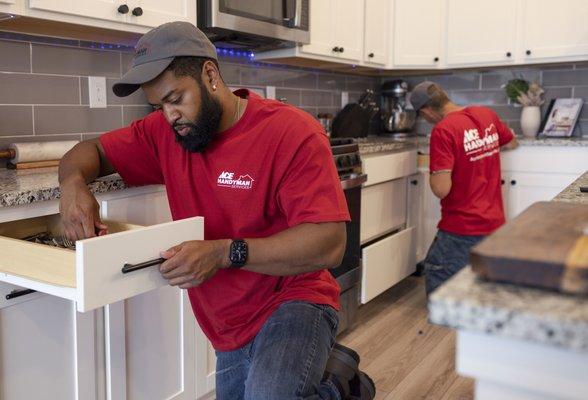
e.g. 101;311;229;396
339;47;344;53
506;52;512;57
332;46;340;52
368;52;374;58
122;257;165;274
510;180;517;186
6;289;37;300
132;6;143;16
117;4;129;14
526;50;531;56
434;57;439;62
410;180;418;185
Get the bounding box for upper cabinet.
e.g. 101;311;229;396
521;0;588;62
301;0;364;62
446;0;518;66
392;0;443;68
5;0;195;33
363;0;391;66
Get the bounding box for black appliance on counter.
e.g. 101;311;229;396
328;138;366;334
331;90;380;138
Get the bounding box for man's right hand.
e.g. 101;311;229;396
59;177;108;241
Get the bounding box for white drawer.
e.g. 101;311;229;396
361;178;407;244
361;227;416;304
362;150;417;187
0;214;203;312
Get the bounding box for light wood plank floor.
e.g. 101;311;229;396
338;276;474;400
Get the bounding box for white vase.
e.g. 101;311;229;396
520;106;541;138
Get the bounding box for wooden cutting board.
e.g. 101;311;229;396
471;201;588;294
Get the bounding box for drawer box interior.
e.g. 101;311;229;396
0;214;142;288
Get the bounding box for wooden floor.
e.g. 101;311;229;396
338;276;474;400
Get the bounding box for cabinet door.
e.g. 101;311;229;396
301;0;336;57
129;0;196;28
333;0;364;62
29;0;126;23
102;190;197;400
446;0;517;66
0;295;97;400
195;325;216;399
522;0;588;61
505;172;579;219
421;170;441;254
393;0;443;67
363;0;390;66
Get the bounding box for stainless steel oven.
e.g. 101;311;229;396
197;0;310;50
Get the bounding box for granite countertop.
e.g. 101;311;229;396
355;137;420;155
429;170;588;351
0;167;126;208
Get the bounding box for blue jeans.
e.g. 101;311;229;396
424;230;485;294
215;300;341;400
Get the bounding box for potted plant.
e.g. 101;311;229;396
504;78;545;138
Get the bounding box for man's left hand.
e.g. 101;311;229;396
159;240;230;289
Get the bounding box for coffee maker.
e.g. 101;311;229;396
380;80;416;136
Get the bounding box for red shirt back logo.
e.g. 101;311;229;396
217;171;254;189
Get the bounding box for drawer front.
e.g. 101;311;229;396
363;150;417;187
0;216;203;312
361;178;407;244
361;227;416;304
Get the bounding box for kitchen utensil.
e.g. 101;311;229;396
471;201;588;294
380;80;416;133
0;140;79;169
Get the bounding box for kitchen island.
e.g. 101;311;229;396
429;171;588;400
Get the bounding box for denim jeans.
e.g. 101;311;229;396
423;230;485;294
215;300;341;400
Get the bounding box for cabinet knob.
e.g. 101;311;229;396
510;180;517;186
339;47;344;53
332;46;340;52
132;6;143;16
410;180;418;186
117;4;129;14
368;52;374;58
526;50;531;56
501;179;505;185
506;51;512;57
434;57;439;62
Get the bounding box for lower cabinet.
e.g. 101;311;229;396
361;227;416;304
360;177;407;244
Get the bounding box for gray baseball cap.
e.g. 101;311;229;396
113;21;218;97
408;81;435;112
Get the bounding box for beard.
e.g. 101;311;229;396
173;85;222;153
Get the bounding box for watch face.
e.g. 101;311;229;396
230;240;248;267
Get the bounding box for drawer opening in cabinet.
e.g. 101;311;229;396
0;214;143;289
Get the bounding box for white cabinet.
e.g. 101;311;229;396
360;177;407;244
392;0;443;68
301;0;364;62
130;0;197;28
446;0;518;66
521;0;588;62
195;325;217;399
101;190;198;400
363;0;391;66
0;0;22;14
29;0;127;23
406;172;428;263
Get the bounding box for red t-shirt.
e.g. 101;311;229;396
99;89;349;351
429;106;514;236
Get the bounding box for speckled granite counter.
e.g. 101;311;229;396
518;136;588;147
355;137;419;155
0;167;126;208
554;171;588;205
429;170;588;352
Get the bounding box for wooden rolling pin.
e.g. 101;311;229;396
0;141;79;169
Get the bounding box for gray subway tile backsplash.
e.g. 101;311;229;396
275;88;301;106
0;73;80;104
450;89;508;106
0;106;34;136
282;70;318;89
0;41;30;73
80;77;148;106
123;106;154;126
34;106;122;135
32;44;121;78
542;69;588;87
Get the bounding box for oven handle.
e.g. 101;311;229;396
340;174;367;190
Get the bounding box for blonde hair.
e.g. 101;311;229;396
424;83;450;112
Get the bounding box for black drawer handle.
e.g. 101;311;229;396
434;57;439;62
122;257;165;274
132;6;143;16
117;4;129;14
510;180;517;186
6;289;37;300
526;50;531;56
368;52;374;58
339;47;344;53
410;180;418;185
332;46;340;52
506;51;512;57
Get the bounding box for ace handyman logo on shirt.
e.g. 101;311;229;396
217;171;255;190
463;124;500;162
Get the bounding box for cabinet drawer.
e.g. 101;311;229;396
362;150;417;187
0;214;203;312
361;227;416;304
361;178;407;244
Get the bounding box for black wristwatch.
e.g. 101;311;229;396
229;239;248;268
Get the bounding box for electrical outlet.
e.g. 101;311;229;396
265;86;276;100
89;76;107;108
341;91;349;108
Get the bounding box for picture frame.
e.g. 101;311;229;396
539;98;583;138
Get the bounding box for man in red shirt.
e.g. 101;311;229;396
409;82;518;294
58;22;374;400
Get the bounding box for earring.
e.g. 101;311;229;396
212;82;217;91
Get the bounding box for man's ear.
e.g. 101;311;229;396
202;61;220;91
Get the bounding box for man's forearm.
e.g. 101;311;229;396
58;140;104;186
216;222;347;276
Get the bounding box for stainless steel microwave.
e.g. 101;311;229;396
197;0;310;51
